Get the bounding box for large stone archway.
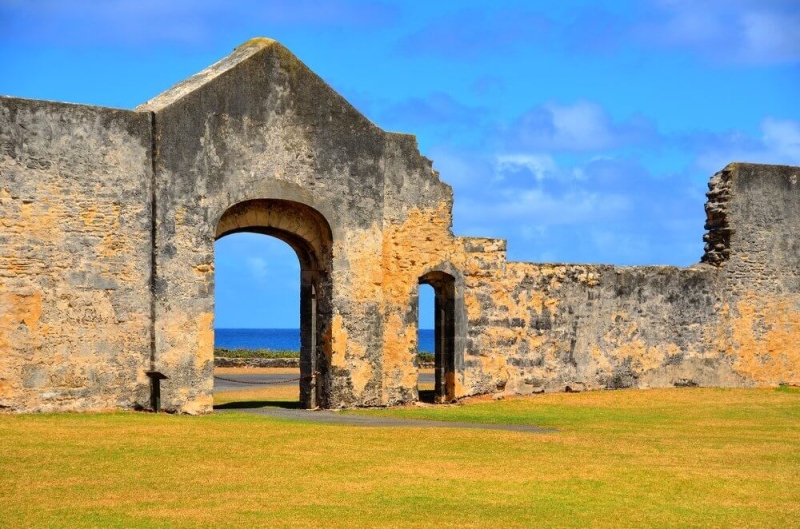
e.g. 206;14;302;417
215;199;333;408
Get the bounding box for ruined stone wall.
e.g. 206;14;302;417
138;39;411;411
378;132;464;404
456;163;799;398
1;37;797;414
713;163;800;385
0;97;153;412
461;261;731;395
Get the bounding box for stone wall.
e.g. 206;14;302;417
0;97;153;412
136;39;464;411
714;163;800;386
0;39;797;414
455;164;799;398
137;39;394;412
462;262;728;395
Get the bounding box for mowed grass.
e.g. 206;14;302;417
0;387;797;528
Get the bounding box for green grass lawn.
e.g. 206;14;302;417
1;387;798;528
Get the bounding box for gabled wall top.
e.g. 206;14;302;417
136;38;277;113
135;37;338;117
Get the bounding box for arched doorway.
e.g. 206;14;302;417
418;271;456;403
215;199;333;409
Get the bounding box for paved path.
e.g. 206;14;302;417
214;371;551;432
214;372;435;392
214;372;308;392
216;405;554;433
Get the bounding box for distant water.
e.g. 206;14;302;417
216;328;435;353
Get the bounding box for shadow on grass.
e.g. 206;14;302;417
214;400;300;410
418;389;436;404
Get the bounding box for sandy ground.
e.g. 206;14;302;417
215;367;435;376
213;367;436;393
215;366;301;376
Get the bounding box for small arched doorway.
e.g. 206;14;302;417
215;199;333;409
418;271;456;403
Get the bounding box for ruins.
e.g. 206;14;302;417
1;38;798;413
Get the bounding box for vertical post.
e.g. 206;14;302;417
152;378;161;412
299;271;317;409
146;371;168;413
443;287;456;401
311;282;318;407
434;289;445;402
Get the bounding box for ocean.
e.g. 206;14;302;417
215;328;435;353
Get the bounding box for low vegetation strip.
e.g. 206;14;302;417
214;357;300;368
416;352;434;368
213;349;434;368
214;348;434;361
214;348;300;359
2;387;796;527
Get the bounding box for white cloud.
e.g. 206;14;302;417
445;142;707;266
546;101;614;150
761;117;800;160
590;230;650;262
458;185;629;227
740;11;800;64
246;257;269;283
519;224;548;241
639;0;800;65
507;100;658;152
693;117;800;173
495;154;557;181
427;145;496;192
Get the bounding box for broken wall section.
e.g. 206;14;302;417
458;163;799;397
713;163;800;385
378;132;465;405
0;97;153;412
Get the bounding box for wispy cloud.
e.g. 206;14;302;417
246;257;269;283
380;92;484;130
395;2;800;66
382;95;661;156
445;147;705;265
422;95;761;265
376;92;492;150
503;100;660;152
0;0;399;47
761;117;800;160
635;0;800;65
562;8;627;55
397;9;550;59
684;117;800;173
495;154;558;182
471;75;505;96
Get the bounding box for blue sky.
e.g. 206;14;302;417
2;0;798;329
